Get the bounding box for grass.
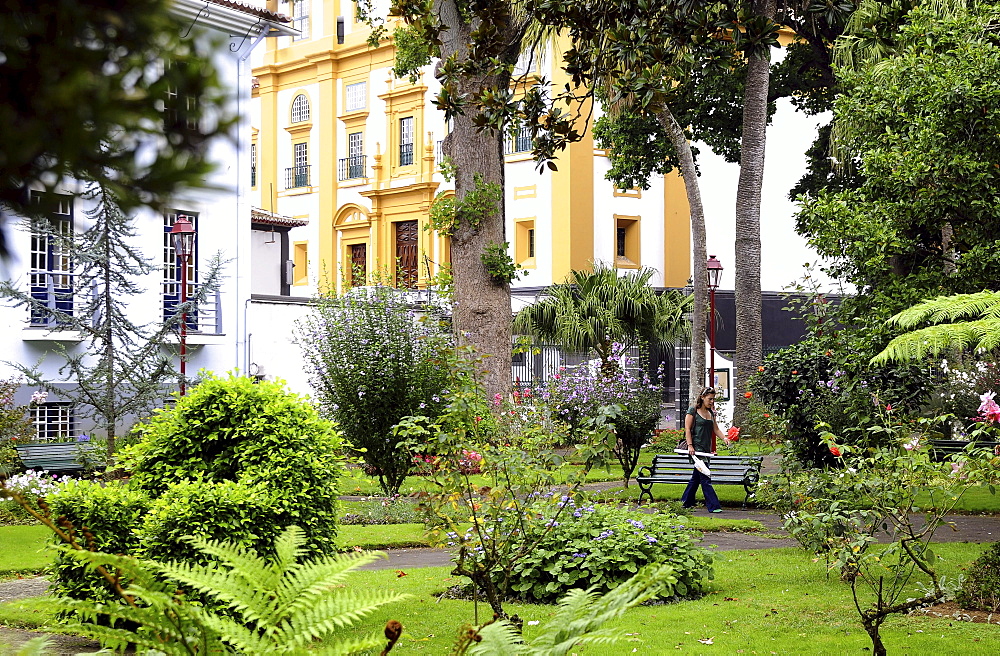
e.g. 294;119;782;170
9;545;990;652
0;525;50;577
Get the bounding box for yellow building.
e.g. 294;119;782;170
249;0;692;303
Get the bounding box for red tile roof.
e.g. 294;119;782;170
251;207;308;228
205;0;290;23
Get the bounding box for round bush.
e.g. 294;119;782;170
501;501;713;603
957;542;1000;612
120;374;345;556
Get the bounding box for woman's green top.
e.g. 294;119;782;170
686;406;714;453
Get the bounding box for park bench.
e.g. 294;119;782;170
635;453;764;507
929;439;1000;462
14;443;99;473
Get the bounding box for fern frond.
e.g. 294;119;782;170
181;533;283;591
873;318;1000;363
10;637;53;656
889;291;1000;329
468;620;525;655
275;551;388;621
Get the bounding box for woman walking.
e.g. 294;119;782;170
682;387;727;512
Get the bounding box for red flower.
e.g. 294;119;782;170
758;366;765;372
744;391;753;399
763;413;770;418
791;370;798;375
886;404;892;412
726;427;740;442
475;416;482;422
829;446;842;457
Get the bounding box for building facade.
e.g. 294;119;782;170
0;0;295;440
249;0;694;307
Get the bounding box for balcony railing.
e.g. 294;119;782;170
434;140;444;166
337;155;367;181
27;271;76;327
399;142;414;166
162;282;223;335
504;127;532;155
284;165;311;189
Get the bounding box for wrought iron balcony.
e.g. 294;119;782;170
504;127;532;155
284;165;311;189
337;155;367;181
161;282;223;335
399;142;414;166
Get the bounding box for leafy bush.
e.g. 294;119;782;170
0;378;33;478
46;480;149;605
298;286;451;495
498;501;712;603
533;361;663;482
139;478;279;564
957;542;1000;612
121;373;344;556
749;335;928;466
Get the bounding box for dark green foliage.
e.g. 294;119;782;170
123;374;344;555
788;121;864;201
0;0;229;236
797;4;1000;299
957;542;1000;612
750;335;928;466
503;503;712;604
298;287;451;495
46;481;149;606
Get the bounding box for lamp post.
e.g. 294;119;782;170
170;216;196;396
706;255;723;390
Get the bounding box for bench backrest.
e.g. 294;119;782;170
645;454;762;482
15;443;96;472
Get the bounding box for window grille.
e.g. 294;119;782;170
31;403;75;442
399;117;414;166
292;1;310;40
291;94;310;123
346;82;366;111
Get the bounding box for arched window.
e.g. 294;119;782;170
291;94;310;123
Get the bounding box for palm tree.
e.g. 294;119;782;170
872;291;1000;364
513;263;692;376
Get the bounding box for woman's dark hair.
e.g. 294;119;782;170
694;387;716;410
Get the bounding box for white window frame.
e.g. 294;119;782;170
346;81;367;112
291;94;310;123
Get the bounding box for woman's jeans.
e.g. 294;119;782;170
681;470;721;511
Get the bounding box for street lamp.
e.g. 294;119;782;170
706;255;723;391
170;216;196;396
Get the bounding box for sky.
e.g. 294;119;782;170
694;100;842;294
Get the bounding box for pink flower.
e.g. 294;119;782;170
903;437;920;451
493;393;503;407
979;391;1000;422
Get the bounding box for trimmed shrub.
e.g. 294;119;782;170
121;374;344;555
139;478;279;564
957;542;1000;612
46;480;149;604
499;502;712;603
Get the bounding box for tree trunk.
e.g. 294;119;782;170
732;0;775;427
436;0;512;401
659;110;708;410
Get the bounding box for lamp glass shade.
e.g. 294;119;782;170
706;256;723;290
170;216;196;258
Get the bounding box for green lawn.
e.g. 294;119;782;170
1;536;995;654
0;525;50;577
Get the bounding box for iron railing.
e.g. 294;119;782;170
399;142;414;166
337;156;367;181
504;127;532;155
161;282;223;335
284;165;311;189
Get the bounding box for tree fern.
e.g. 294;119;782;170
468;563;674;655
872;291;1000;363
35;526;411;655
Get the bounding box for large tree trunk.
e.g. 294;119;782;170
659;110;708;410
732;0;775;427
436;0;513;400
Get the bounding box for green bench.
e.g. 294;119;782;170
15;443;99;473
929;439;1000;462
635;454;764;507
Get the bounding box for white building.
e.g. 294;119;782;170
0;0;296;440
